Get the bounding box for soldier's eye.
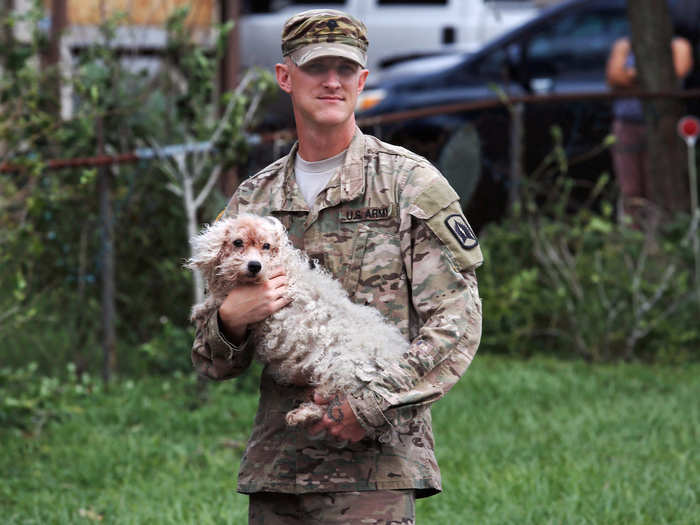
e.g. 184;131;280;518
233;239;244;248
262;243;271;250
338;64;356;76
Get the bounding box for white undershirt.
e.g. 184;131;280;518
294;149;347;207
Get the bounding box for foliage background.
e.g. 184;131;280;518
1;5;273;378
1;4;699;523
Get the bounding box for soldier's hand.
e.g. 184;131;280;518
218;267;291;344
309;392;367;443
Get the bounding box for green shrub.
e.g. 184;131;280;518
0;6;271;379
135;317;195;376
479;184;700;362
0;362;101;433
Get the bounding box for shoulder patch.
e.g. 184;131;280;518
445;213;478;250
214;209;226;223
421;201;483;271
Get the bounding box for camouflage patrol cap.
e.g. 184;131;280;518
281;9;369;68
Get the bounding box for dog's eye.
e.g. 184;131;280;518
262;243;271;250
233;239;244;248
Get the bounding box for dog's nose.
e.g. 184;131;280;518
247;261;262;275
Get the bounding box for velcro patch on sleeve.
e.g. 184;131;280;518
412;179;483;271
444;213;479;250
425;203;483;271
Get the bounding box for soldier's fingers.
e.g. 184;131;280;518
270;277;289;291
269;296;292;314
308;422;326;437
346;426;366;443
266;267;286;280
313;392;329;405
265;285;288;301
328;423;343;438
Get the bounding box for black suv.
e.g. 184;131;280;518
357;0;689;229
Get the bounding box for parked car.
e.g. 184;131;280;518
356;0;683;230
240;0;541;72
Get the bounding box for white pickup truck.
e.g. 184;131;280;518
240;0;542;72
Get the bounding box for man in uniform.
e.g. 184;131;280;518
191;9;483;524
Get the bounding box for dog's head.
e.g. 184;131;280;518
187;214;287;286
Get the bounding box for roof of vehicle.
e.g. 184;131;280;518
369;0;626;88
468;0;626;63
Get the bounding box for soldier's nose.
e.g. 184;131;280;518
248;261;262;275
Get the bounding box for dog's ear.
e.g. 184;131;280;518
264;215;288;244
265;215;286;233
185;219;233;271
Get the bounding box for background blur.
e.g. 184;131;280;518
1;1;699;523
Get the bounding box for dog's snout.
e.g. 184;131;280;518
247;260;262;275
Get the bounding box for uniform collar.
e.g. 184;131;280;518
271;126;366;213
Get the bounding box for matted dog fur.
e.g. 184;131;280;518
187;214;412;428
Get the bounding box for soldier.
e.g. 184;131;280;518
191;9;483;524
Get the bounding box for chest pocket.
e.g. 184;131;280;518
343;224;405;313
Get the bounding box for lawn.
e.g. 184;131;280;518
1;356;698;524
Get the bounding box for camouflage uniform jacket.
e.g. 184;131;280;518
191;127;483;498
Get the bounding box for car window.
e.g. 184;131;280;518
475;46;509;79
527;10;628;73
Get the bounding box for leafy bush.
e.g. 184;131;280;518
479;164;700;362
0;362;101;434
136;317;195;375
0;5;272;378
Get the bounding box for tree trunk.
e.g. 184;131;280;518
627;0;689;215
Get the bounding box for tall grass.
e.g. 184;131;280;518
1;356;698;524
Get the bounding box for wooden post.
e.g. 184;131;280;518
47;0;67;66
218;0;241;196
41;0;67;115
508;102;524;212
97;115;116;383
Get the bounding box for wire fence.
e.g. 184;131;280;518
3;88;700;174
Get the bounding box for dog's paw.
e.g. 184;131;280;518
285;402;324;426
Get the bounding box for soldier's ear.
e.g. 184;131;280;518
275;62;292;94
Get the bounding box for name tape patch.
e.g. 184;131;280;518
445;213;478;250
339;206;392;222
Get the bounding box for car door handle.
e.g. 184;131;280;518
442;26;456;45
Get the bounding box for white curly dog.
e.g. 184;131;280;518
187;213;411;428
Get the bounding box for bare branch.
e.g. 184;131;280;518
146;138;184;183
0;305;20;326
194;165;222;210
191;71;259;181
166;182;183;196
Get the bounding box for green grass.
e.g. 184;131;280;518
1;356;698;524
